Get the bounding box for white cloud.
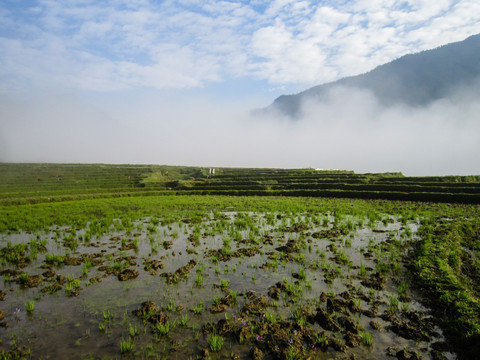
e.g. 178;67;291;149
0;0;479;93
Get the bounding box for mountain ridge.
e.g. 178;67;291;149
264;34;480;118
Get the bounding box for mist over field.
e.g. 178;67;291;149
1;81;479;176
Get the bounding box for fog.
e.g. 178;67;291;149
1;84;479;176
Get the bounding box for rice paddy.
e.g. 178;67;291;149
0;164;479;359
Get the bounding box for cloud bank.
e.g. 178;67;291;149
1;83;479;176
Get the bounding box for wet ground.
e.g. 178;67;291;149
0;211;456;359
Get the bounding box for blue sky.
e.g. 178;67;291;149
2;0;479;97
1;0;479;174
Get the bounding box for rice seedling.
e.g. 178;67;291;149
120;338;135;353
25;300;35;313
358;263;367;278
195;273;203;287
220;279;230;290
156;321;171;336
129;323;138;337
228;290;237;300
315;332;327;344
178;314;189;327
361;332;373;346
208;334;224;352
398;281;408;296
191;300;204;315
167;299;175;312
298;266;306;280
102;309;112;321
98;322;106;332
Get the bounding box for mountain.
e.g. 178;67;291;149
264;34;480;118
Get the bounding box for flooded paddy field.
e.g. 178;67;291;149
0;198;468;360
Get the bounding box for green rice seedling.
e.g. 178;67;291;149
191;300;204;315
156;321;171;336
269;260;278;270
120;338;135;353
64;281;73;292
401;302;410;312
98;322;106;332
220;279;230;290
344;237;352;247
354;298;362;309
82;264;89;277
215;267;221;275
390;295;399;308
297;316;307;326
195;273;203;287
398;281;408;296
179;314;189;327
315;332;327;344
167;299;175;312
212;297;221;306
102;309;112;321
228;290;237;300
358;263;367;278
18;272;29;284
336;250;349;265
388;295;399;314
361;332;373;346
298;266;306;280
25;300;35;313
129;323;138;337
208;334;224;352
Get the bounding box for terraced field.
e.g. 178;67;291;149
1;164;480;204
0;164;479;360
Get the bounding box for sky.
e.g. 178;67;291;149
1;0;480;175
